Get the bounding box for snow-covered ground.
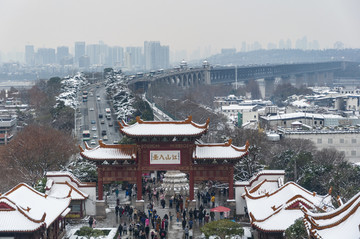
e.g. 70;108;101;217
55;73;87;109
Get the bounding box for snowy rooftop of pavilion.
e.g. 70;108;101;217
80;139;248;162
46;171;95;188
0;183;70;233
80;140;136;161
302;191;360;239
119;116;209;137
193;139;249;159
244;181;332;232
45;181;88;200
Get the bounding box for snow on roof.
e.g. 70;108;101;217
262;112;344;121
193;140;249;159
46;171;95;187
222;105;256;111
46;182;88;200
245;181;332;232
235;170;285;186
80;141;136;161
302;191;360;239
120;116;209;137
0;183;70;232
291;99;311;108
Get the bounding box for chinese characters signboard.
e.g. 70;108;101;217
150;150;181;164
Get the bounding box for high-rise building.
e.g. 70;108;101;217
144;41;169;71
75;41;85;65
125;47;144;70
25;45;35;66
57;46;70;65
79;55;90;68
86;44;100;65
107;46;124;67
36;48;56;65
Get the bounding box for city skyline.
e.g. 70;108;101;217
0;0;359;56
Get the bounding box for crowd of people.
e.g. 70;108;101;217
104;177;228;238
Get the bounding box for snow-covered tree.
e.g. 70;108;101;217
234;145;264;181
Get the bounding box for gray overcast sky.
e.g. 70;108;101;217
1;0;360;53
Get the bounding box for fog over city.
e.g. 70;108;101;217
1;0;360;57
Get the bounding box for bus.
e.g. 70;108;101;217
82;130;91;141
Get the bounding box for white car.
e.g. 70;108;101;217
90;140;96;145
91;126;97;131
93;133;98;139
89;107;94;111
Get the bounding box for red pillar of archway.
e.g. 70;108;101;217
189;170;194;201
136;170;143;201
228;166;234;200
97;168;104;200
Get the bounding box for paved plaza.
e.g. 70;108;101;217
66;184;241;239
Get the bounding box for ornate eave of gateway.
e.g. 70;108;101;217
79;116;249;201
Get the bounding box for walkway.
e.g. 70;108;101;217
66;184;234;239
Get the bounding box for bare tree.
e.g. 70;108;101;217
0;124;76;189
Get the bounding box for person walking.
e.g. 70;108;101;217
118;223;123;237
189;228;193;239
184;226;189;239
182;218;187;230
176;211;181;222
88;216;94;227
115;205;119;220
211;195;215;208
122;222;127;235
115;187;119;198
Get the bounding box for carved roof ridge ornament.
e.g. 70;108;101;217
197;139;233;147
84;141;91;150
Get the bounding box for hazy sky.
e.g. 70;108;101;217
1;0;360;54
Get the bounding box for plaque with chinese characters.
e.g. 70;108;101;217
150;150;181;164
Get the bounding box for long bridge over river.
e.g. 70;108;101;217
129;61;345;98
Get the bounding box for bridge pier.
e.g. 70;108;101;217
264;77;276;99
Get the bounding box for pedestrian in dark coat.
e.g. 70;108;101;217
118;223;123;236
182;219;187;230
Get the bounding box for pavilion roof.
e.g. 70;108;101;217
193;139;249;160
302;191;360;239
46;171;96;188
119;116;209;138
79;140;136;161
45;181;88;200
0;183;70;233
244;181;332;232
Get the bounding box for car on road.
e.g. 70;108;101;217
91;120;96;124
97;96;101;101
90;140;96;145
99;114;103;118
109;121;113;127
113;140;119;144
93;133;98;139
91;126;97;131
102;130;107;136
101;120;105;124
89;107;94;111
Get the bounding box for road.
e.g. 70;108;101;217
77;82;122;147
